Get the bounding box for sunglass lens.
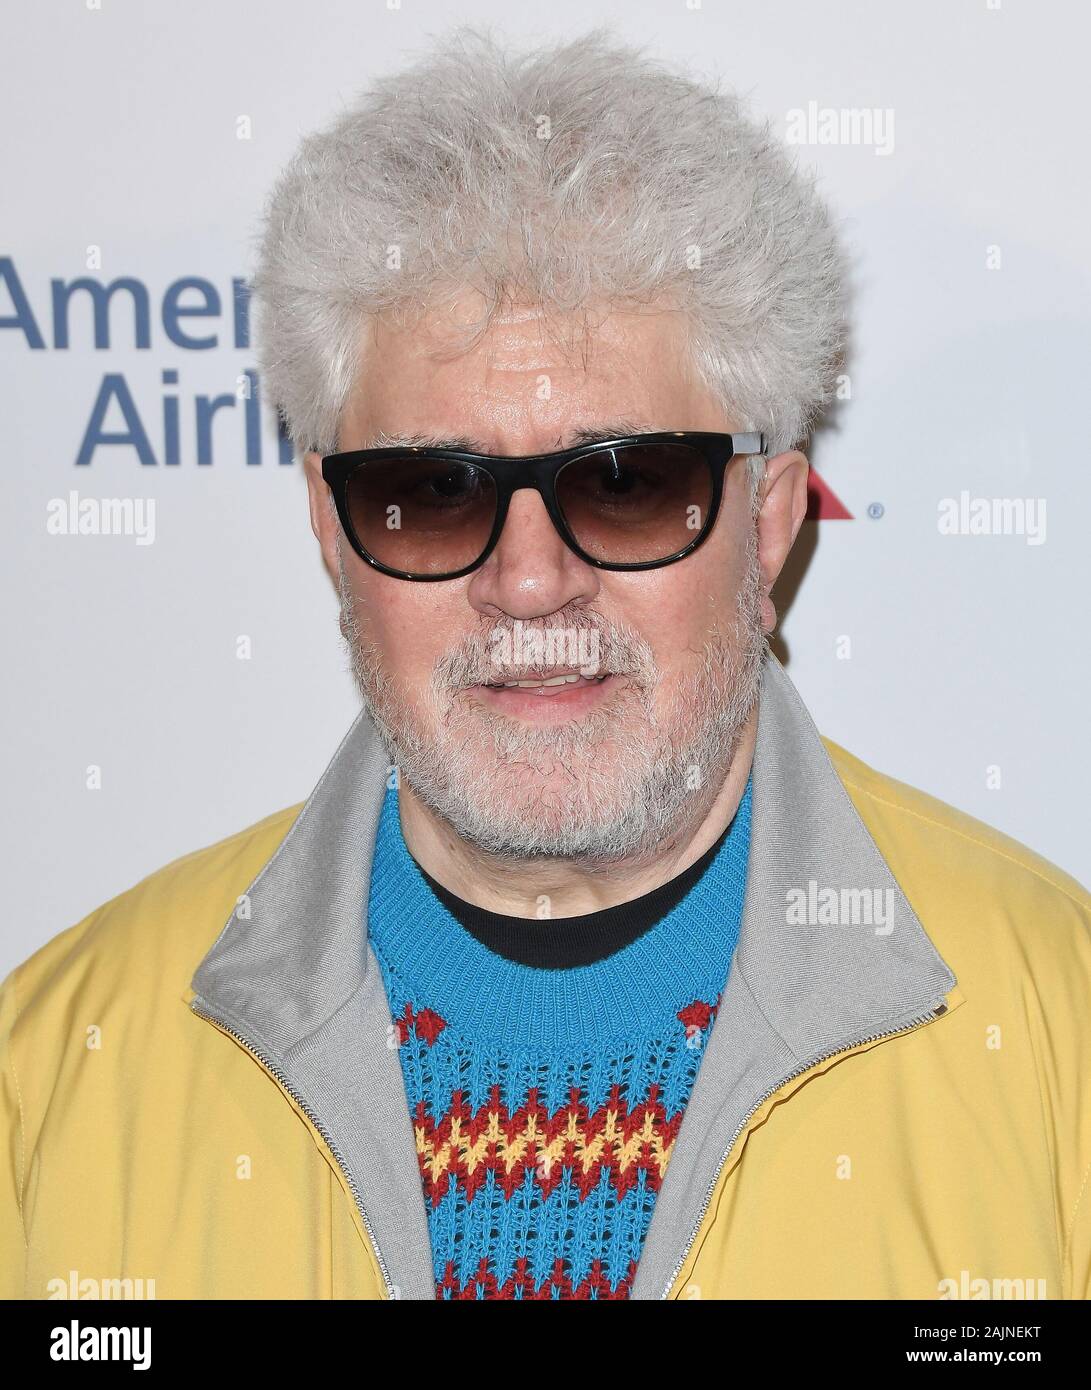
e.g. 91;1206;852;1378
555;443;714;564
344;456;497;577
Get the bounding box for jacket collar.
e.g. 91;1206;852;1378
189;647;961;1299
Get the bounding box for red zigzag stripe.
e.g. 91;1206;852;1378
437;1254;638;1300
414;1082;685;1206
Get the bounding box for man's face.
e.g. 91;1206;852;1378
306;291;792;863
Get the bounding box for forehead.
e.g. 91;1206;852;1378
339;292;721;451
366;420;656;452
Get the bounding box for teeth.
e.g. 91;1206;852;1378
496;673;608;688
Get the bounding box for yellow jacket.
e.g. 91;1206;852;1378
3;653;1089;1299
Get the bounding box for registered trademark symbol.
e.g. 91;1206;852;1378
867;502;884;520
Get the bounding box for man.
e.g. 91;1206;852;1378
3;27;1089;1302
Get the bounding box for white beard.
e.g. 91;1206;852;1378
338;530;765;864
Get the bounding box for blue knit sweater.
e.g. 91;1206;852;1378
366;777;753;1299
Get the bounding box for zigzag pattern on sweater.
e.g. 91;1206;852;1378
437;1255;639;1300
415;1078;685;1203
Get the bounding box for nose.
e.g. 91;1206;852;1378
466;487;600;621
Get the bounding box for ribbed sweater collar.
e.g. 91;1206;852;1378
367;777;753;1049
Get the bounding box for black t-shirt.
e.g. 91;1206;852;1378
413;818;732;969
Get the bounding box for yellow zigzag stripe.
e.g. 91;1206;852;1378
416;1107;676;1184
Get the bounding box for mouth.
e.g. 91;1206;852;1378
473;668;622;720
485;668;609;691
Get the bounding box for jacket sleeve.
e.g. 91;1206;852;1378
0;966;27;1298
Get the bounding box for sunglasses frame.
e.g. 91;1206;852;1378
321;429;766;581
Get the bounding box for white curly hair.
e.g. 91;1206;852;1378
249;24;847;466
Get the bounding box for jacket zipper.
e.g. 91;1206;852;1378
660;998;953;1299
189;998;397;1300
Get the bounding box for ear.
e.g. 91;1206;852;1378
755;450;809;634
303;449;342;587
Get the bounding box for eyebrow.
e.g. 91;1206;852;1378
366;419;653;453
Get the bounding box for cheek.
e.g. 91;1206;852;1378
353;577;466;685
611;546;740;666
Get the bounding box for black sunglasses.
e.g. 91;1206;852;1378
321;429;765;581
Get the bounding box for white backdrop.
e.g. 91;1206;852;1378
3;0;1088;980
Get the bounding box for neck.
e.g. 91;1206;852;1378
397;702;758;919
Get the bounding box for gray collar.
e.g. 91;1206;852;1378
190;648;960;1299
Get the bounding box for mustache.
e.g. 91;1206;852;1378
433;613;658;690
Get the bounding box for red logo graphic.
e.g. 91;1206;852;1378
806;468;852;520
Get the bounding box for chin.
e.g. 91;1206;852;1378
402;732;686;862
